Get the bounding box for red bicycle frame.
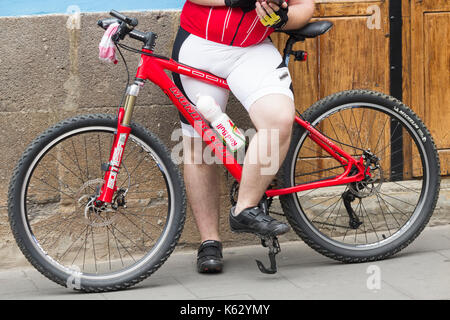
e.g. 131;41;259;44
97;48;368;204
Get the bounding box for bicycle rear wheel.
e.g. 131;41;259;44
279;90;440;262
8;114;186;292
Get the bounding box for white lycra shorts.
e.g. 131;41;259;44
172;27;294;138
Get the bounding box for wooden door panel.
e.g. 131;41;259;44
318;16;389;98
410;0;450;175
424;12;450;149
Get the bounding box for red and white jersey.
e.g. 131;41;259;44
180;1;274;47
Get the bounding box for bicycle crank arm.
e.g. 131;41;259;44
255;236;281;274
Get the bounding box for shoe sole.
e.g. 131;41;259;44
198;259;223;274
230;224;290;238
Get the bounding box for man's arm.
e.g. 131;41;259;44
283;0;315;30
257;0;315;30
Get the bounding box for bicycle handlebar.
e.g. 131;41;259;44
97;10;158;51
110;9;138;27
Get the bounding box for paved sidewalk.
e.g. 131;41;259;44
0;225;449;300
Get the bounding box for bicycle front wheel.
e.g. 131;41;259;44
280;90;440;262
8;114;186;292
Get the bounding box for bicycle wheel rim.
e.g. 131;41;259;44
289;102;431;251
20;126;176;281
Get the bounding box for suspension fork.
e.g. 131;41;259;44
96;80;143;204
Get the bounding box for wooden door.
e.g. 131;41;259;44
271;1;392;180
272;0;390;112
410;0;450;175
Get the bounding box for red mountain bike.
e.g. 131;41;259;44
8;11;440;292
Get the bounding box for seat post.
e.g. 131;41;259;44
283;36;297;67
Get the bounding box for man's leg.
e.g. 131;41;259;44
183;136;221;243
234;94;295;215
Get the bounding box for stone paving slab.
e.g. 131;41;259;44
0;225;448;300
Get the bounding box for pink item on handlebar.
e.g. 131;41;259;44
99;22;120;64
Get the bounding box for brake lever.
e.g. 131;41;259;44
112;22;130;42
97;18;120;30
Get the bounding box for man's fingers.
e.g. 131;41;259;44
267;2;281;12
255;2;267;19
265;0;287;7
261;1;275;15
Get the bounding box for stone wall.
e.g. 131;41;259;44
0;10;274;265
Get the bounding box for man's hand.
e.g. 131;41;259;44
225;0;257;12
261;0;288;6
256;0;289;29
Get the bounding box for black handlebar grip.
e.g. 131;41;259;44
110;10;127;21
110;10;138;27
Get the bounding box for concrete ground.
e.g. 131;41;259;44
0;224;449;300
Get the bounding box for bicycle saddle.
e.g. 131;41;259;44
279;20;333;40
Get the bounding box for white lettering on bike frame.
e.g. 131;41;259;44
108;133;127;189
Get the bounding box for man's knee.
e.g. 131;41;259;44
275;110;295;137
250;95;295;138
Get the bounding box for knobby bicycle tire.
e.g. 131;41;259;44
8;114;186;292
279;90;440;263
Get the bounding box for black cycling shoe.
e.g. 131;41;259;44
197;240;223;274
229;206;290;237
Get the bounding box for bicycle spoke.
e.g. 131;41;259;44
58;225;90;261
376;192;402;228
328;119;348;152
90;225;98;273
337;111;357;152
358;199;369;243
360;200;380;241
97;133;104;177
83;136;90;180
21;127;175;277
31;177;77;202
310;196;342;223
47;153;85;185
38;163;77;195
330;192;345;237
377;192;417;208
375;193;392;237
39;213;81;247
350;108;365;149
71;139;87;184
118;212;157;243
389;181;421;194
295;163;344;179
373;117;390;154
107;224;126;267
304;194;341;212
